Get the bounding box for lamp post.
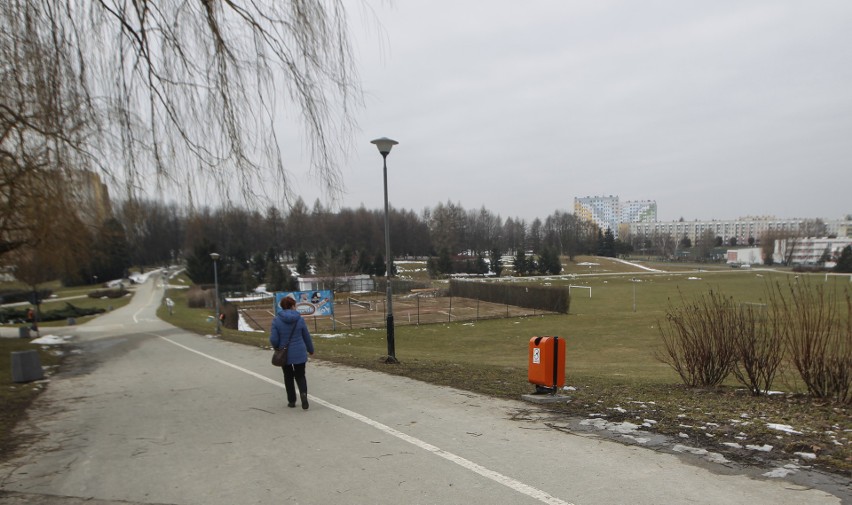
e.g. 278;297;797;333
371;137;399;363
632;277;636;312
210;252;221;334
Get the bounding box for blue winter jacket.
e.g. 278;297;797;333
270;309;314;365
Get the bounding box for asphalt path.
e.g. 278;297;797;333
0;273;845;505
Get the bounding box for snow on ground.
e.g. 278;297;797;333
766;423;803;435
237;313;263;333
607;257;665;272
30;334;73;345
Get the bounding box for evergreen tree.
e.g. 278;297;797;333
356;249;374;275
437;248;453;275
91;218;132;280
426;257;439;279
251;252;267;284
475;253;488;275
296;251;310;276
489;248;503;276
264;260;286;292
373;254;386;277
538;247;562;275
600;228;616;258
185;239;218;284
835;246;852;273
514;249;527;276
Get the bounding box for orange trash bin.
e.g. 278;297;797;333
528;336;565;393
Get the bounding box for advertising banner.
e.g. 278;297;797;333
274;290;334;317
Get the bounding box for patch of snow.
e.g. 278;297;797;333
672;445;730;464
687;277;702;280
794;452;817;460
766;423;802;435
621;434;650;444
745;444;773;452
763;467;796;478
227;293;274;303
237;313;262;333
722;442;743;449
580;418;642;435
678;433;690;439
30;335;73;345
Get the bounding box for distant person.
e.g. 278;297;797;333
270;296;315;409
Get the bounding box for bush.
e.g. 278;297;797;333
186;285;214;309
42;303;106;321
222;302;238;329
87;288;130;299
772;281;851;404
656;290;737;388
730;303;784;396
659;283;851;403
0;289;52;304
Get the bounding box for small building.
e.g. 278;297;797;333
297;274;375;293
773;237;852;266
726;247;763;265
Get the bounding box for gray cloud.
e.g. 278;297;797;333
286;1;851;223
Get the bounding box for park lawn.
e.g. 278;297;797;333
1;283;134;328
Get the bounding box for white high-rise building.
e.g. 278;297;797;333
574;196;657;238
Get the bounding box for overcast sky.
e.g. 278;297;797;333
278;1;851;223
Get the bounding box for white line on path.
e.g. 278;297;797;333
159;335;575;505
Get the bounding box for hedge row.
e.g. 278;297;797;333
449;280;570;314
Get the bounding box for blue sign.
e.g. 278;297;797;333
274;290;334;317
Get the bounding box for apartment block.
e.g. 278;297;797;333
574;196;657;239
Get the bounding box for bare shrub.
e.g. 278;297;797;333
186;286;214;309
772;280;852;404
656;290;738;387
730;303;784;396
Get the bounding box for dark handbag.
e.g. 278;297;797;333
272;323;298;366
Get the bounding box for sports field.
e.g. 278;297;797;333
241;291;552;333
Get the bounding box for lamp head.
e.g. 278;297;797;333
210;253;220;261
371;137;398;155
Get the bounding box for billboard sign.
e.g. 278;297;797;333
274;290;334;317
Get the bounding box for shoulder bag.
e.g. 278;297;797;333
271;322;298;367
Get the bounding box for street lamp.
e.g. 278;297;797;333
371;137;399;363
210;252;221;334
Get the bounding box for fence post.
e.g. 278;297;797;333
448;294;452;322
348;298;353;328
417;295;420;325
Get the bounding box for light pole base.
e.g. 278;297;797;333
382;355;399;364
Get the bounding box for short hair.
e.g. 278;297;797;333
280;296;296;310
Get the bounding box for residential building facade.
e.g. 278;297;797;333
574;195;657;239
773;237;852;266
628;216;852;246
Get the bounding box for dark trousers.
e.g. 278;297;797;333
282;363;308;403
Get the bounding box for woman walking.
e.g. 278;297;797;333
270;296;315;409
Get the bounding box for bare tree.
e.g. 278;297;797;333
2;0;363;263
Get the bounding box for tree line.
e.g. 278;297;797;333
113;198;622;289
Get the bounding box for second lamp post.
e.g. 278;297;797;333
210;252;221;334
371;137;398;363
